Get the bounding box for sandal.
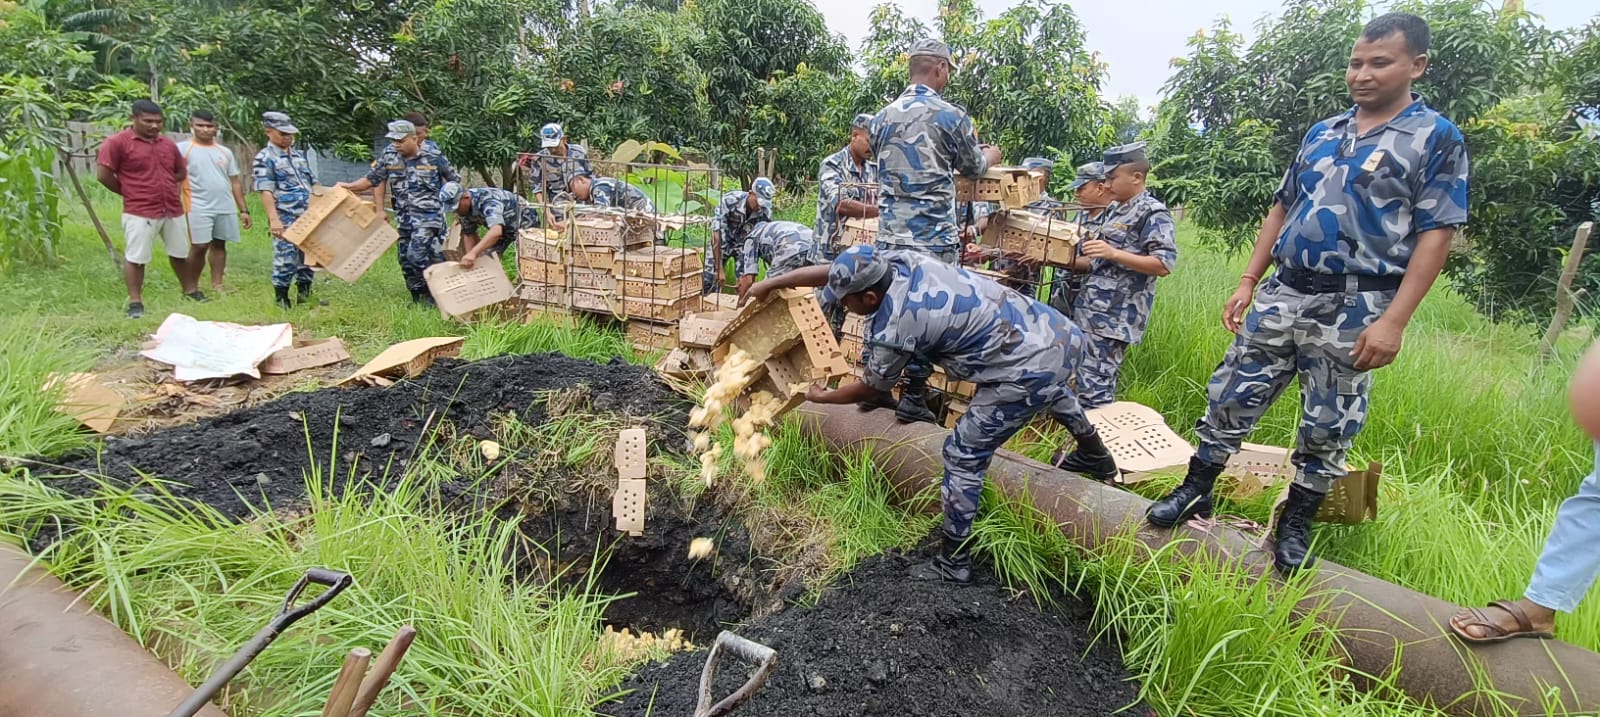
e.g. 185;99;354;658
1448;600;1555;644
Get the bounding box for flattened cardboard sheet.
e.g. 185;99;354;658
47;372;122;433
1084;401;1194;482
341;337;463;385
613;479;647;536
424;260;515;319
614;428;648;480
262;338;351;375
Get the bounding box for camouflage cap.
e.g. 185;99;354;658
751;177;776;209
262;111;299;134
851;113;873;131
540;122;564;148
1021;156;1055;173
821;245;890;310
909;38;956;68
1102;141;1148;172
438;181;463;208
385;119;417;140
1068;161;1108;191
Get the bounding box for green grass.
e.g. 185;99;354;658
4;189;1598;716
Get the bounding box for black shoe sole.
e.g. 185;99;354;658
1145;505;1212;529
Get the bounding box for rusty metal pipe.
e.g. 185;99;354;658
0;542;228;717
794;402;1600;716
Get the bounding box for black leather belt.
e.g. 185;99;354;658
1276;268;1402;294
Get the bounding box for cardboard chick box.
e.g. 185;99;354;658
981;210;1084;266
282;186;400;282
841;217;879;247
956;167;1043;210
570;208;654;250
1082;402;1196;483
619;246;702;280
424;260;516;320
712;287;850;416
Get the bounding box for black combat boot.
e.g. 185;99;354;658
1273;483;1327;573
911;530;973;584
411;289;436;307
1146;456;1225;528
858;389;898;413
296;281;314;306
1052;429;1119;481
274;286;292;309
895;375;938;424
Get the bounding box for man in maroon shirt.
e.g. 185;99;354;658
97;99;205;319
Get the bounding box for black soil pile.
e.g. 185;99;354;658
50;353;687;519
606;549;1143;717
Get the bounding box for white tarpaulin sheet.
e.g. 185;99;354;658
140;313;294;381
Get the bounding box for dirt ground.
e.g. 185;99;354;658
37;352;1141;713
606;548;1143;717
50;352;688;519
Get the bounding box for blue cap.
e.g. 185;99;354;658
385;120;416;140
262;111;299;134
851;113;873;131
540;122;564;148
820;245;890;311
1068;161;1108;191
1102;141;1148;172
439;181;463;207
751;177;776;209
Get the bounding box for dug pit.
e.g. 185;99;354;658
29;352;1141;714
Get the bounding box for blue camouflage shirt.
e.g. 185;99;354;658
529;144;591;200
870;84;989;251
251;144;317;225
366;144;461;229
861;251;1082;390
1273;94;1469;277
1073;191;1177;344
816;146;879;250
737;220;818;279
589;176;656;214
712;190;770;257
460;186;538;238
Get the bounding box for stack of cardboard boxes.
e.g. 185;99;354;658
513;207;705;352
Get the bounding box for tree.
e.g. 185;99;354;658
1105;96;1150;146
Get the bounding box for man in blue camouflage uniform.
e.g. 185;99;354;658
569;174;656;214
734;220;820;299
339;119;462;305
528;122;591;229
251;111;318;309
373;112;441;215
869;38;1003;424
1147;13;1469;574
816;113;879;260
704;178;775;293
1049;161;1112;316
440;182;539;269
743;245;1117;583
1070;142;1177;410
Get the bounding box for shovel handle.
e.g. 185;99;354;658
280;568;353;626
695;631;777;717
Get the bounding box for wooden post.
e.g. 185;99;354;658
59;149;123;270
1540;221;1594;359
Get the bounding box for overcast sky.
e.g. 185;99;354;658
811;0;1597;112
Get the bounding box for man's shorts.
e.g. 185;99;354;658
187;211;242;244
121;214;190;264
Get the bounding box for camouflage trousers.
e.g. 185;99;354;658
944;369;1094;540
1193;277;1395;494
1074;332;1128;409
271;236;314;289
397;224;446;294
702;238;740;294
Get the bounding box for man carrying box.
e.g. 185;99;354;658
339;119;462;305
1145;13;1469;574
735;220;821;301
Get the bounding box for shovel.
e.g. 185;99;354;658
694;631;777;717
168;568;354;717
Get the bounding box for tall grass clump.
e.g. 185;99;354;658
0;462;658;716
0;322;95;457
